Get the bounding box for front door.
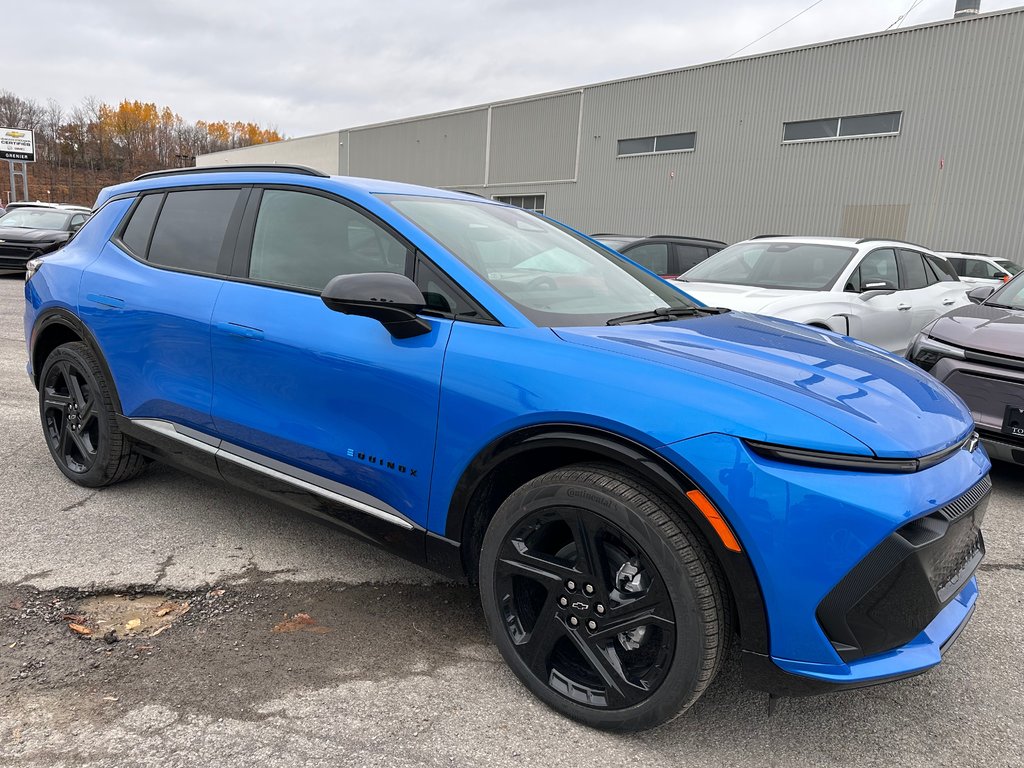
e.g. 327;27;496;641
209;187;451;531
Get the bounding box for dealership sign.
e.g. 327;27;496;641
0;128;35;162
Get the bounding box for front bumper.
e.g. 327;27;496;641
923;354;1024;466
0;242;43;270
660;432;989;694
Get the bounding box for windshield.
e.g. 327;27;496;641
995;259;1021;276
683;241;856;290
0;209;70;230
987;273;1024;310
383;195;696;326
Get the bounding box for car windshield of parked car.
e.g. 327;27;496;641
987;274;1024;310
383;195;696;326
0;209;69;230
995;259;1021;276
682;241;857;291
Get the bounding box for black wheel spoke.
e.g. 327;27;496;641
591;597;675;641
565;631;647;708
65;367;88;410
497;540;576;585
572;511;606;586
56;419;71;457
43;390;73;412
77;398;97;428
68;425;93;460
517;604;566;679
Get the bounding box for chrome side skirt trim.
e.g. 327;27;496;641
130;418;416;531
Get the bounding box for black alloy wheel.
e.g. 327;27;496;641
480;464;730;731
38;342;149;487
42;357;99;474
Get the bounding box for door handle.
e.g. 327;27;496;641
85;293;125;309
942;298;956;305
897;303;911;311
215;321;264;340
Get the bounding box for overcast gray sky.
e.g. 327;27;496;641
10;0;1019;137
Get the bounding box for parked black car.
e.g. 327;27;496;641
591;234;727;278
0;206;89;270
908;274;1024;466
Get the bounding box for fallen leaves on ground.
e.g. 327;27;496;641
68;623;92;636
272;612;331;635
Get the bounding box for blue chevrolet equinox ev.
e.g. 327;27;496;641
24;165;989;730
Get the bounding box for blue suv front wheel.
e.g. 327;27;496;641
479;463;730;731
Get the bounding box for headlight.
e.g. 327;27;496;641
25;257;44;282
907;333;965;372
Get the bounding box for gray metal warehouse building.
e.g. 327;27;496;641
198;6;1024;258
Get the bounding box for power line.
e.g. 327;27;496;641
728;0;830;58
886;0;927;30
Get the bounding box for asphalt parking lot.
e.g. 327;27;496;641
1;272;1022;768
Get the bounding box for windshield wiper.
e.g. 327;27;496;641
983;302;1020;310
606;306;726;326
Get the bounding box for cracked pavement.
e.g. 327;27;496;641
1;274;1022;767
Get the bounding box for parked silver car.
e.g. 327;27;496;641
677;236;971;354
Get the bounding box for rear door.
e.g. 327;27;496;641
674;243;713;276
209;186;452;531
899;249;966;335
79;186;246;434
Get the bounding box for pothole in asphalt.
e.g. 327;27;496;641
67;593;200;642
1;580;489;723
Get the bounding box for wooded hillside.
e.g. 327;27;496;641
0;91;283;207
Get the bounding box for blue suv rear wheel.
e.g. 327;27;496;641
479;464;730;730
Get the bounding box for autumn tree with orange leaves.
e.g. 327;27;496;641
0;91;282;206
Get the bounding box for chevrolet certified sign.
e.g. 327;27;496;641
0;128;35;162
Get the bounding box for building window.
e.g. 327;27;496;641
493;194;545;214
617;132;696;156
783;111;902;143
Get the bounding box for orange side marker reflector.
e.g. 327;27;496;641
686;490;742;553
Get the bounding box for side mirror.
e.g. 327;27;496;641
859;280;897;299
967;285;995;304
321;272;431;339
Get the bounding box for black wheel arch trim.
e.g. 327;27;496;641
442;423;770;655
30;308;123;415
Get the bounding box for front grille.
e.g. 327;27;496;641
0;242;37;268
817;477;989;662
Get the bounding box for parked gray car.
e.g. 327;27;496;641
908;274;1024;466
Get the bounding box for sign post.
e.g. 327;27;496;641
1;128;35;203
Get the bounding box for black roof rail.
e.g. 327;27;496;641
647;235;727;244
854;237;931;249
133;164;329;182
750;234;790;239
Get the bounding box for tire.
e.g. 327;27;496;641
479;463;730;731
38;342;149;488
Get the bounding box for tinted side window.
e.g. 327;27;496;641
148;189;241;273
623;243;669;274
849;248;898;292
925;254;958;282
249;189;409;292
964;258;1003;279
676;244;710;272
897;249;929;289
120;194;163;257
414;256;489;321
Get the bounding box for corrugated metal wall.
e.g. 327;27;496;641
196;131;342;175
198;9;1024;259
487;92;582;184
348;109;487;187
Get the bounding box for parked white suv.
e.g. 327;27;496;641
937;251;1020;285
677;236;971;354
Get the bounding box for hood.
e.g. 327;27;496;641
677;281;819;313
554;311;972;459
928;302;1024;356
0;227;69;243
